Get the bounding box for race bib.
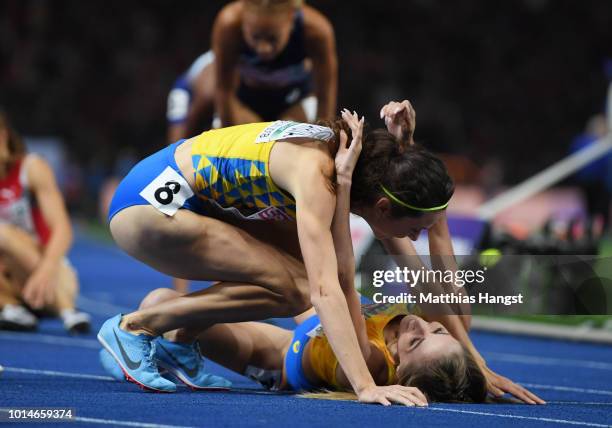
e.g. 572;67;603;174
139;167;194;216
255;121;334;143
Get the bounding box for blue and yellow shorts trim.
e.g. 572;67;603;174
284;314;320;391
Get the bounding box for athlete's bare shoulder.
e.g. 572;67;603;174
302;5;335;44
214;1;243;41
213;2;243;62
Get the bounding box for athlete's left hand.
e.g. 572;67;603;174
481;364;546;404
22;262;59;309
335;109;364;182
379;100;416;147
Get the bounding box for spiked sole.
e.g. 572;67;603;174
97;333;175;393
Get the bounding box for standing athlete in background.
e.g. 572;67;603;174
166;0;337;292
166;0;337;142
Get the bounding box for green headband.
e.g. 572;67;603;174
380;185;450;212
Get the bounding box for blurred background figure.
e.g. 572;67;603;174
166;0;337;143
0;111;90;334
569;113;610;231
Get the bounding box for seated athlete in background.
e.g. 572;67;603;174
0;110;90;334
101;287;485;405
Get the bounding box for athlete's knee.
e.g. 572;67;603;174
280;279;311;316
139;287;180;310
0;223;19;252
258;265;307;314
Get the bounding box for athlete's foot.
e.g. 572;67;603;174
97;314;176;392
98;349;125;381
155;337;232;390
100;348;169;382
61;309;91;335
0;304;38;331
119;314;156;336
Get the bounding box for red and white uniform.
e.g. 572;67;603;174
0;155;51;245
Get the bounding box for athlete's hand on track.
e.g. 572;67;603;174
23;262;58;309
335;109;364;182
379;100;416;146
357;384;428;407
481;364;546;404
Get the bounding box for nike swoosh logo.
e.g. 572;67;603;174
158;342;200;378
113;329;142;370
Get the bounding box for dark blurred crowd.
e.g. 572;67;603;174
1;0;611;215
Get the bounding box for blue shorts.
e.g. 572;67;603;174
237;79;312;121
283;295;374;391
166;74;312;126
166;74;312;125
284;314;320;391
108;141;203;223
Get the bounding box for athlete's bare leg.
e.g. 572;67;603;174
279;101;308;123
110;205;310;339
0;268;19;307
139;287;292;377
168;61;216;295
0;224;78;313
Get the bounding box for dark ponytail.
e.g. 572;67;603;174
318;118;454;218
351;130;454;218
316;117;347;157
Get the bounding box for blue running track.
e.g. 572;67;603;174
1;231;611;427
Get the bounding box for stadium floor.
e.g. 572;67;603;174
1;232;611;428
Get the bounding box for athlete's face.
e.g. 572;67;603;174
390;315;462;371
360;200;444;240
242;9;295;61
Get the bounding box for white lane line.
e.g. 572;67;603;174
546;402;612;405
426;407;612;427
0;331;100;349
5;367;113;381
485;352;612;370
0;410;192;428
74;417;192;428
521;383;612;396
77;295;133;315
3;366;193;389
5;366;612;426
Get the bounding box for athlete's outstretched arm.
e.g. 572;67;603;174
332;112;369;355
23;156;73;309
304;7;337;121
381;223;544;405
275;148;426;406
427;215;544;404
